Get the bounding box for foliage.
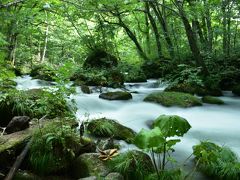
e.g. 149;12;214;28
166;64;203;87
144;91;202;107
193;141;240;180
0;88;75;120
109;150;154;180
134;115;191;179
29;120;80;175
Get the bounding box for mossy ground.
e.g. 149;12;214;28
202;96;224;105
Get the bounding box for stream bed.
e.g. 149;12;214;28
15;76;240;179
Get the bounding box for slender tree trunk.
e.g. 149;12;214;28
222;0;228;56
117;16;149;60
204;0;213;53
150;2;175;59
41;10;49;63
146;2;162;58
144;2;151;55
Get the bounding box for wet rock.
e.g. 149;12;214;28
5;116;31;134
144;91;202;108
99;91;132;100
202;96;224;105
71;153;110;179
0;128;32;169
105;172;124;180
81;85;91;94
87;118;136;143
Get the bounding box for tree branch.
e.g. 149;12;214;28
0;0;24;9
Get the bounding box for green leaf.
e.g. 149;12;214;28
134;127;165;150
153;115;191;137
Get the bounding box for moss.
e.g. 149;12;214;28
202;96;224;105
99;91;132;100
144;91;202;108
165;83;222;96
193;141;240;179
232;85;240;96
87;118;136;143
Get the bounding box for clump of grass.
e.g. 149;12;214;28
108;150;154;180
193;141;240;180
29;121;80;175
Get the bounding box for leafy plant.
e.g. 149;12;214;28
109;150;154;180
29;121;80;175
193;141;240;180
134;115;191;179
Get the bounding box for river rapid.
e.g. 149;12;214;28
15;76;240;179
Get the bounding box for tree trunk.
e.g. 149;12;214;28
41;10;49;63
176;2;208;75
144;2;151;55
150;2;175;59
145;2;162;58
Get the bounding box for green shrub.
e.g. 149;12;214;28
193;141;240;180
0;89;75;121
29;121;80;175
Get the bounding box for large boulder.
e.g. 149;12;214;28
71;153;111;179
87;118;136;143
144;91;202;108
99;91;132;100
83;49;118;69
5;116;31;134
202;96;224;105
81;85;92;94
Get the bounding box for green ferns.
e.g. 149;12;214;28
29;121;80;175
193;141;240;180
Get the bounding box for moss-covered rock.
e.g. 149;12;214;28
202;96;224;105
232;85;240;96
87;118;136;143
165;83;222;96
30;65;55;81
83;49;118;69
71;153;111;179
144;91;202;108
0;128;32;169
99;91;132;100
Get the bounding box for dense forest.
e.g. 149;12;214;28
0;0;240;179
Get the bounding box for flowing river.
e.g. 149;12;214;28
15;76;240;179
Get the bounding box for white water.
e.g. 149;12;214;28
15;77;240;179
